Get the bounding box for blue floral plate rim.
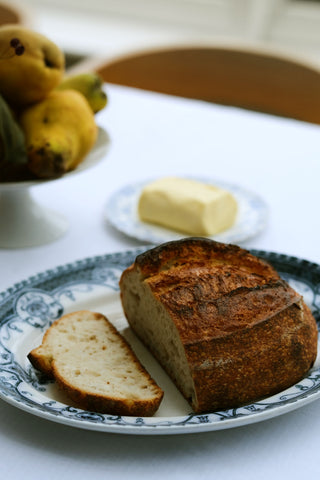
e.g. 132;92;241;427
0;246;319;435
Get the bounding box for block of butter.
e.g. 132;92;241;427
138;177;237;235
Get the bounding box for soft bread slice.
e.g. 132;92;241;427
120;238;318;413
28;310;163;416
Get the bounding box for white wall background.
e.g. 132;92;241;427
11;0;320;65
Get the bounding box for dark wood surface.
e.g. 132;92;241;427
96;46;320;124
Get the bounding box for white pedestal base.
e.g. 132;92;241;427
0;189;68;248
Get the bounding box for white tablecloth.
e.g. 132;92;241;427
1;84;320;479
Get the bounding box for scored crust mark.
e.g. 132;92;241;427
135;237;280;281
120;238;318;413
28;310;163;416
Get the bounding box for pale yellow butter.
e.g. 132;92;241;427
138;177;237;235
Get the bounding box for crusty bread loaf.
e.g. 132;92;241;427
28;310;163;416
119;238;318;413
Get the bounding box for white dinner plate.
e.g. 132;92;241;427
0;247;319;435
105;177;268;244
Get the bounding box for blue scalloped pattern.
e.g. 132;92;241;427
0;247;320;432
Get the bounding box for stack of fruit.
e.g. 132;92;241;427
0;25;107;182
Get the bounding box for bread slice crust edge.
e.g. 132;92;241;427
28;310;164;416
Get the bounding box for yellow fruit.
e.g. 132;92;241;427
57;72;107;113
0;25;65;107
19;90;98;178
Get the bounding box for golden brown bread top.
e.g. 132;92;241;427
156;281;301;342
129;238;304;342
135;237;280;281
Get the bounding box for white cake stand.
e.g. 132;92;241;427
0;127;110;248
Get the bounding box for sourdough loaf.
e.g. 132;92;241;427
119;238;318;413
28;310;163;416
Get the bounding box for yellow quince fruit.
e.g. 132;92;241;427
19;90;98;178
57;72;107;113
0;24;65;107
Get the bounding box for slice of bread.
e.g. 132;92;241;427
28;310;163;416
119;237;318;413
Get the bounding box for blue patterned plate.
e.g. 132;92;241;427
105;177;268;244
0;247;319;435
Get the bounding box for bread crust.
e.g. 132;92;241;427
135;237;280;281
120;238;318;413
52;364;162;417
